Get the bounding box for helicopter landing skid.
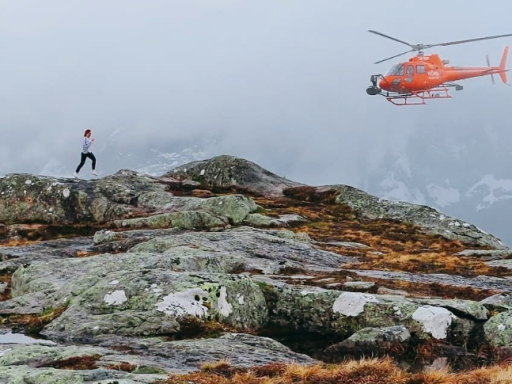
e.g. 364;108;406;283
383;84;461;106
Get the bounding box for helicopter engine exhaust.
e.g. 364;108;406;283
366;74;381;95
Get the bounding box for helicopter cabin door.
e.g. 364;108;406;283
414;64;428;90
404;64;414;85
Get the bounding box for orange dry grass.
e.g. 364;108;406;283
162;359;512;384
252;195;508;284
76;250;99;258
200;360;232;372
102;361;138;372
164;357;408;384
1;223;108;245
362;278;500;301
0;238;37;247
304;267;500;300
163;316;245;340
490;364;512;384
39;355;101;370
442;363;512;384
252;196;470;254
6;306;67;333
343;251;511;278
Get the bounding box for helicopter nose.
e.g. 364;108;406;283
379;78;388;90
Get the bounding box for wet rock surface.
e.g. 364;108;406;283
95;333;317;372
324;325;411;358
0;333;315;374
0;155;511;382
0;237;95;274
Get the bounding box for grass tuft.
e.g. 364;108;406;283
162;358;512;384
38;354;101;370
4;305;67;334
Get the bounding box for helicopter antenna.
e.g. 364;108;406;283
368;30;512;64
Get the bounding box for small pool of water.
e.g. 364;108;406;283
0;331;55;345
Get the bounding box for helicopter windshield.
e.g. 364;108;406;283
386;64;404;76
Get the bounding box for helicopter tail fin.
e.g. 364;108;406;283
498;45;509;84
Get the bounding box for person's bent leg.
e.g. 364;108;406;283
88;153;96;170
76;153;87;173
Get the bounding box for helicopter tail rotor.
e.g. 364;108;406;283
486;54;495;84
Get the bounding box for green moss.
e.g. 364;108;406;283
177;315;225;339
255;206;269;215
308;221;331;230
256;282;279;313
192;175;206;184
283;186;339;204
40;307;55;317
133;365;168;374
9;304;68;335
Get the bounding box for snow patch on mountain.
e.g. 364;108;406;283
466;175;512;211
135;147;205;176
426;184;460;208
378;172;425;205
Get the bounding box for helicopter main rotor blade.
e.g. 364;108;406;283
426;33;512;49
374;49;414;64
368;30;415;48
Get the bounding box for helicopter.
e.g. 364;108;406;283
366;30;512;105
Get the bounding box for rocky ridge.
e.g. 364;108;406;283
0;155;511;383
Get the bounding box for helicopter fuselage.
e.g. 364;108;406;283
366;29;512;105
376;53;508;94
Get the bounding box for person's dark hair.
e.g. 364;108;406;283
84;129;91;137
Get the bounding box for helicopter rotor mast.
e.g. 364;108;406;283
368;30;512;64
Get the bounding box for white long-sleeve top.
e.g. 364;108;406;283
82;137;93;154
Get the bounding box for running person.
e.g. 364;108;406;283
74;129;97;178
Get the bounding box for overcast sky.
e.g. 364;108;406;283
1;0;512;188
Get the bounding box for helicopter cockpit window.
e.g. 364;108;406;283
416;65;426;74
386;64;404;76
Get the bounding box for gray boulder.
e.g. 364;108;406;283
0;365;164;384
324;325;411;357
34;269;268;341
412;298;488;320
256;278;476;344
257;280;422;338
164;155;303;196
0;171;156;224
481;294;512;313
114;194;257;230
484;311;512;347
0;333;317;375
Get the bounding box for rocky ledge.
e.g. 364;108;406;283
0;155;511;383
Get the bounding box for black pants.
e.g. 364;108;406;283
76;152;96;173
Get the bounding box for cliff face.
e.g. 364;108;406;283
0;155;511;383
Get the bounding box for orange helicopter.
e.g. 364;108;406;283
366;30;512;105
